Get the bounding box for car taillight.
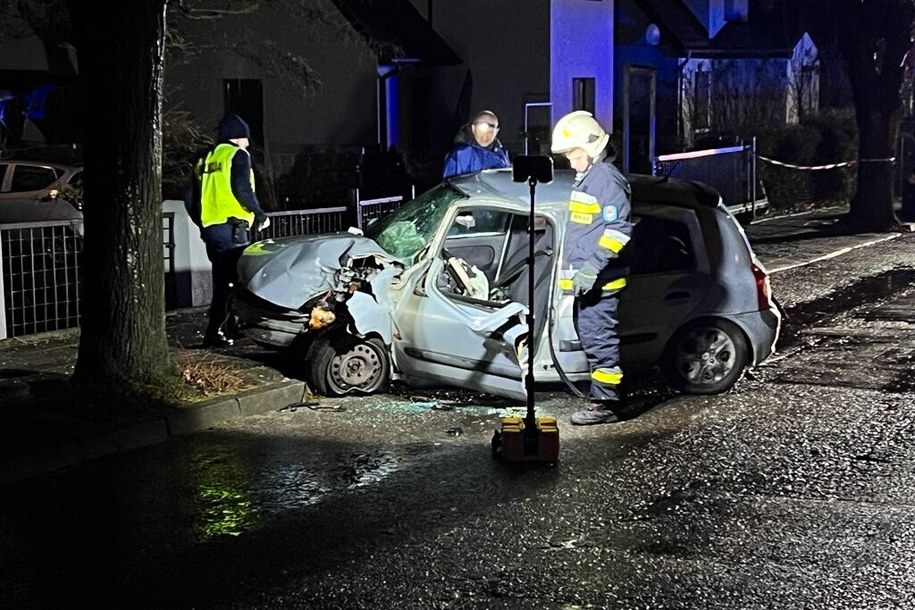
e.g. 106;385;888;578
751;263;773;310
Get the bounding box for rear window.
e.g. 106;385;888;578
630;215;695;274
10;165;60;192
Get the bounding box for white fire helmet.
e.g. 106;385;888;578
550;110;610;159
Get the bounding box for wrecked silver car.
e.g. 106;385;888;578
230;170;781;401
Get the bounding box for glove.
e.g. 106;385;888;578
572;263;599;296
254;214;271;233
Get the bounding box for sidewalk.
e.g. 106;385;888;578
0;206;908;485
0;311;309;485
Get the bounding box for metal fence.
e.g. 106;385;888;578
355;193;409;230
0;206;371;339
259;207;350;239
0;220;84;339
652;141;768;219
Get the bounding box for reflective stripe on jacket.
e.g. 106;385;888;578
199;143;256;228
559;161;632;295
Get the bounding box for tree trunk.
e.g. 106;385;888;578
837;0;915;231
69;0;177;391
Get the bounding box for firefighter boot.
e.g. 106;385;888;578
570;401;622;426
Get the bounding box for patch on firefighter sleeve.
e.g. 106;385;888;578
602;205;618;222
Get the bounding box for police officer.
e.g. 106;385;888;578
196;113;270;347
551;111;632;425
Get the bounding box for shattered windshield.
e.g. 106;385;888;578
365;183;467;260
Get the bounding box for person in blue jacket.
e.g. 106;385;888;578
443;110;511;178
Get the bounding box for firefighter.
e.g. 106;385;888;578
194;114;270;347
551;111;632;425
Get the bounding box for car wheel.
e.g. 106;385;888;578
661;319;749;394
306;334;390;396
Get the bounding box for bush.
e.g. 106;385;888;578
756;109;858;211
162;110;212;201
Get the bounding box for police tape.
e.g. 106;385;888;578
757;155;896;170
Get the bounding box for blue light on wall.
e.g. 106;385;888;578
25;84;56;120
386;74;398;149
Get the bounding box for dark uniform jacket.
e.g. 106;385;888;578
559;161;632;294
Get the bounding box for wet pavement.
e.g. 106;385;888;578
2;206;915;608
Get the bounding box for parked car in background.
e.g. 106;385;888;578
229;169;782;401
0;159;83;225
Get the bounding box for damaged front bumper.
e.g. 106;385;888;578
230;290;309;348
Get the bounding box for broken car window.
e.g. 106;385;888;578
366;184;467;260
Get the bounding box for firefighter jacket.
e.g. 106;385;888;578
559;161;632;295
198;143;257;228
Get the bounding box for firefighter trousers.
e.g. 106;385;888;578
573;290;623;402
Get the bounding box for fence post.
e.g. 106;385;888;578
0;230;6;340
752;136;758;220
355;187;363;230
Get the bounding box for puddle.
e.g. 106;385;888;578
189;446;402;539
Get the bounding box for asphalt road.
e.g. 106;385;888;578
1;227;914;609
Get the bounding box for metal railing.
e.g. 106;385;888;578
0;206;362;339
0;220;84;339
260;207;350;239
355;189;413;230
652;140;768;219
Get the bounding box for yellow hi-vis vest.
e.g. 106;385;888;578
198;143;255;228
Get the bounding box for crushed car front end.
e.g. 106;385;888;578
229;233;404;349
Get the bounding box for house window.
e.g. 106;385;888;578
573;78;595;115
694;70;711;130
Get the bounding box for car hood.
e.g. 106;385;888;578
236;233;399;310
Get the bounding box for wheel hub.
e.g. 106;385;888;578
332;344;380;387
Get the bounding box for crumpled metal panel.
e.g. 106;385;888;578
236;234;396;310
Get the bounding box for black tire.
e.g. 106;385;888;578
661;318;750;394
306;334;390;397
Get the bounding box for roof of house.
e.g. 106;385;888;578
330;0;462;66
632;0;797;58
703;1;795;58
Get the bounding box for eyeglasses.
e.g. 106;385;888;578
473;121;498;131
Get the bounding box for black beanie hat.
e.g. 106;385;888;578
217;114;251;141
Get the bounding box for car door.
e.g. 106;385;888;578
619;206;711;366
390;206;530;401
549;205;711;373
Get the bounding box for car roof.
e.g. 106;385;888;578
0;159;82;171
448;167;722;212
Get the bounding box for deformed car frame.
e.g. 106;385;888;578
230;169;781;401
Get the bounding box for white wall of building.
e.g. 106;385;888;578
550;0;615;129
409;0;551;154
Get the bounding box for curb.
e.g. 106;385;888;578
0;379;306;487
